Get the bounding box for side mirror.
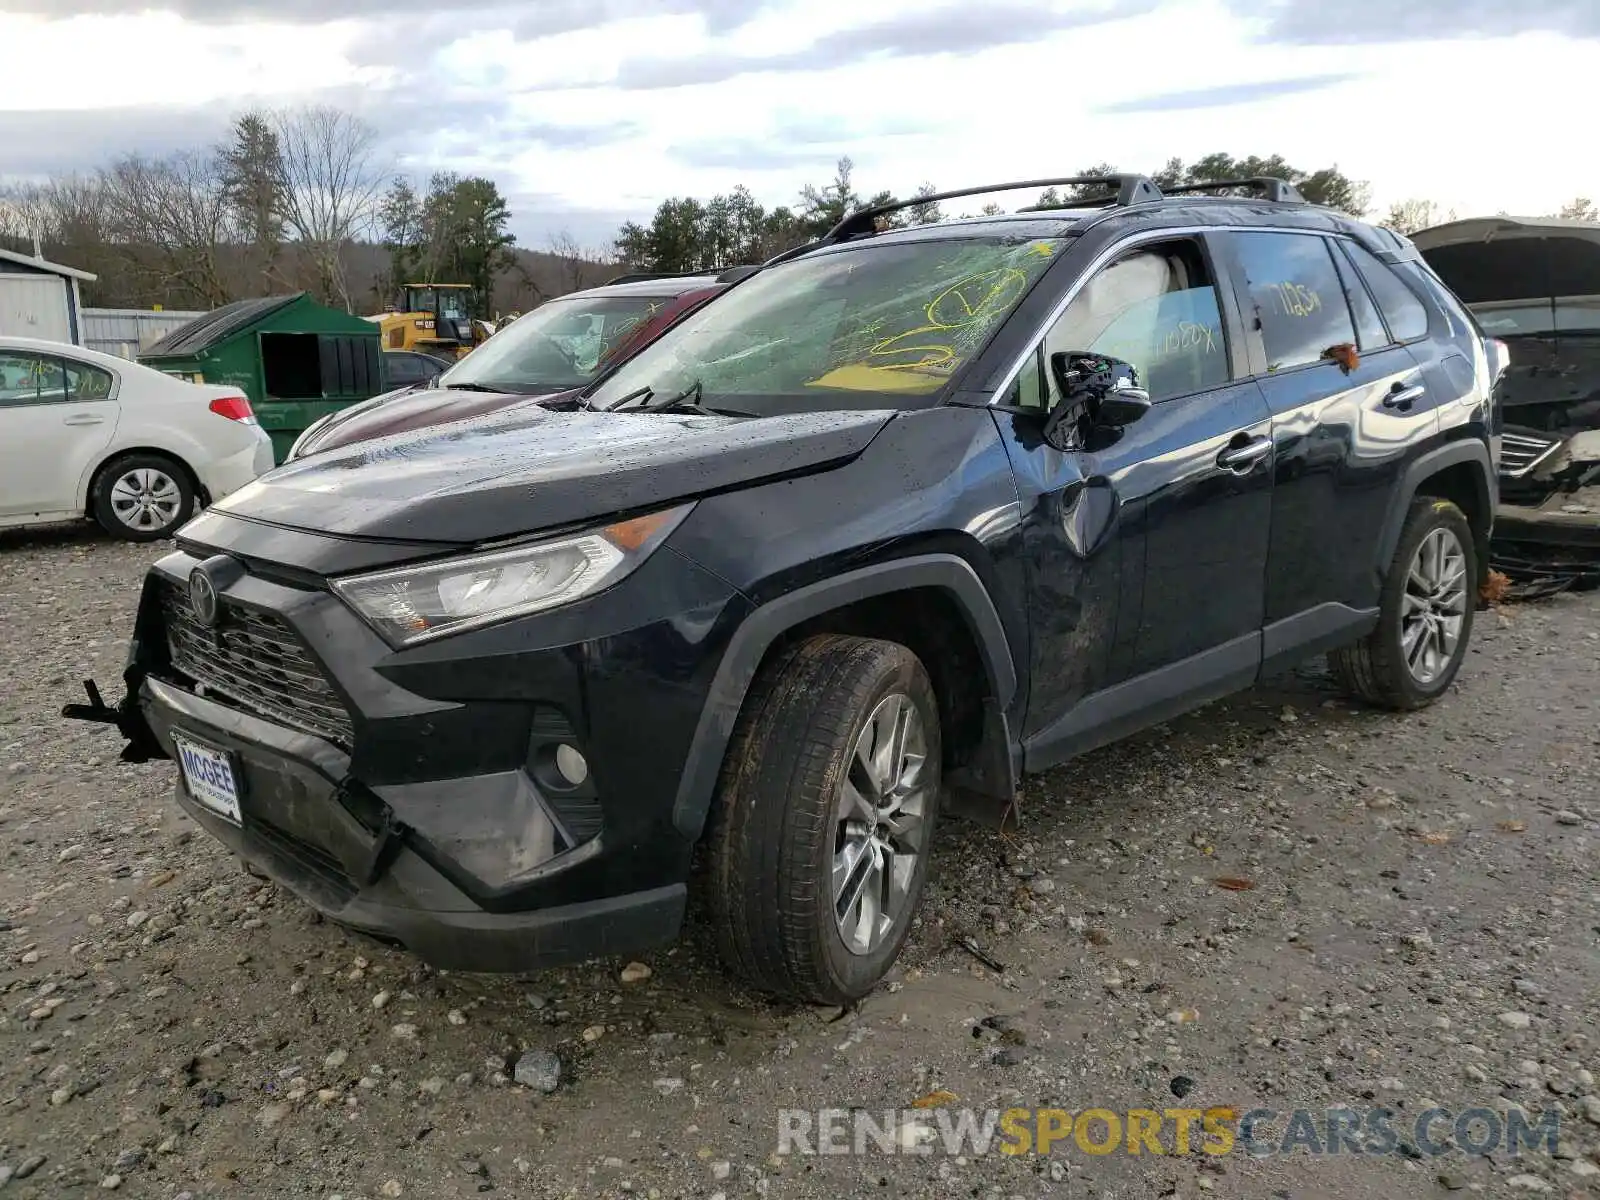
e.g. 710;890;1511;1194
1043;352;1152;443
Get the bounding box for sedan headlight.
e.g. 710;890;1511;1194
330;504;693;647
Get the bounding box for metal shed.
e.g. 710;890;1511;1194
0;247;96;344
138;292;383;463
82;308;207;360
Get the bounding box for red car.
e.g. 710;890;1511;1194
286;269;754;460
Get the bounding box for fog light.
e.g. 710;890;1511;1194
554;744;589;787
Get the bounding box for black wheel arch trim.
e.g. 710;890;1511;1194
1376;439;1495;582
670;553;1019;841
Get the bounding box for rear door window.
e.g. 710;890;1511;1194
1229;232;1358;373
63;358;115;399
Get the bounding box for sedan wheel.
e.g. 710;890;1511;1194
92;453;195;542
109;467;184;534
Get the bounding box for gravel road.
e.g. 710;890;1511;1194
1;524;1596;1200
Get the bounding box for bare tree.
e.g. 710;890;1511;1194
547;231;610;293
271;105;388;309
1;176;108;253
100;153;235;308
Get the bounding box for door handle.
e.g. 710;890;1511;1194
1383;381;1426;411
1216;436;1271;472
62;414;105;426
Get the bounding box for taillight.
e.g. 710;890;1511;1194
209;395;257;424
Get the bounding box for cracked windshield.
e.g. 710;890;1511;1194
443;295;670;393
586;236;1064;410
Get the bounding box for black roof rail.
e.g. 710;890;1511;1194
603;269;717;285
823;175;1162;241
1160;176;1307;204
761;239;824;268
715;264;761;283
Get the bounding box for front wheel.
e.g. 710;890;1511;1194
706;634;942;1004
1329;496;1477;710
91;453;195;542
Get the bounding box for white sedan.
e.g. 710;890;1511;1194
0;336;274;541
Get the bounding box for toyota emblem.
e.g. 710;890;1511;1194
189;567;220;627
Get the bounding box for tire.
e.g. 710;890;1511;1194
1329;496;1477;710
706;634;942;1004
91;453;195;542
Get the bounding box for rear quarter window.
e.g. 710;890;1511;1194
1344;241;1430;342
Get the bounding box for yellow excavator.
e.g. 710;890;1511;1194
368;284;497;360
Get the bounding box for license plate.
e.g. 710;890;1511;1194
172;732;242;825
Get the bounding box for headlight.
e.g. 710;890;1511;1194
330;504;693;647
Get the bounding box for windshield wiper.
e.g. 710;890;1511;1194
442;380;532;394
597;380;751;417
638;380;750;416
639;380;704;412
594;384;654;411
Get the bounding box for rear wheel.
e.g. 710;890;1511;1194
706;634;941;1004
1329;496;1476;710
91;453;194;542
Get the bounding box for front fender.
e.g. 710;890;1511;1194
668;553;1018;842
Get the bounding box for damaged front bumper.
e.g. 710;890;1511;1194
1492;430;1600;591
58;540;729;973
64;670;686;971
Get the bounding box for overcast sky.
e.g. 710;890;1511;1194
2;0;1596;250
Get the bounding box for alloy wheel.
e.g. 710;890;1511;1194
1401;526;1468;686
832;692;932;956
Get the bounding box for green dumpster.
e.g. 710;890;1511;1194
139;293;384;464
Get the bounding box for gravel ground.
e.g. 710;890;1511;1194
1;523;1597;1200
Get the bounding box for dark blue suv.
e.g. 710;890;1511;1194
70;175;1499;1004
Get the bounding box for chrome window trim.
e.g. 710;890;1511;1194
985;223;1351;406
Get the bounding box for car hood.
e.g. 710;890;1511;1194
294;384;563;457
212;404;893;545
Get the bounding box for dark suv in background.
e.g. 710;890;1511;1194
71;174;1498;1005
1413;216;1600;590
288;270;750;460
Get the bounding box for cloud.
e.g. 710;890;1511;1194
609;0;1156;89
1098;73;1363;113
0;106;235;177
0;95;639;184
668;113;931;171
1222;0;1599;42
504;193;646;252
0;0;450;18
510;0;774;39
0;0;777;30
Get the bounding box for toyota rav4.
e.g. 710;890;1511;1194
69;175;1499;1004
